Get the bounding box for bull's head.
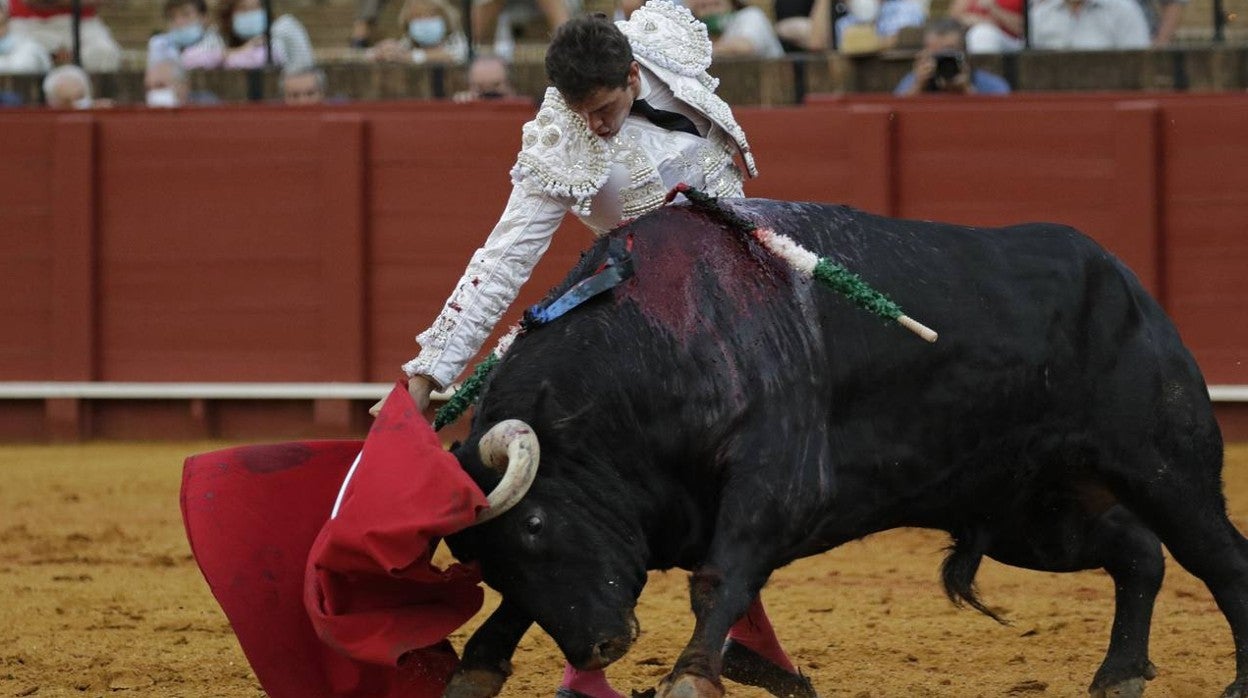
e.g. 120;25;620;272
447;419;648;670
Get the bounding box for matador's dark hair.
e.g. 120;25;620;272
544;13;634;106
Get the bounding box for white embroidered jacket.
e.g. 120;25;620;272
403;0;758;388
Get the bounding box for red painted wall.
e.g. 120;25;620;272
0;95;1244;440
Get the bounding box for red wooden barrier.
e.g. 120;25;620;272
0;96;1243;440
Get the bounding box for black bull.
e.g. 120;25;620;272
442;199;1244;698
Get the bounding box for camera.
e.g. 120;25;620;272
924;50;967;92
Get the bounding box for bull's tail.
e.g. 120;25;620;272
941;528;1008;624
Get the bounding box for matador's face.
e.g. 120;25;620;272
568;62;642;140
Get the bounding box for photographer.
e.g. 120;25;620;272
894;18;1010;96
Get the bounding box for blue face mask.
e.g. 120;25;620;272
232;9;267;40
407;16;446;46
167;22;205;48
0;33;14;55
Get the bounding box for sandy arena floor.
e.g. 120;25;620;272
2;442;1247;698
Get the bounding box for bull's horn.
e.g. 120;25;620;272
475;419;540;523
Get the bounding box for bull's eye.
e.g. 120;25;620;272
524;515;544;535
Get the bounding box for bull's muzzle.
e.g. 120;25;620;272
581;612;641;670
473;419;541;524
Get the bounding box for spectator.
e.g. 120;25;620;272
42;63;91;107
773;0;817;51
950;0;1024;53
350;0;385;48
147;0;226;70
453;54;515;101
894;18;1011;95
687;0;785;59
790;0;838;50
833;0;926;51
367;0;468;65
218;0;314;71
1030;0;1149;49
1139;0;1186;45
144;58;194;107
281;65;325;104
0;0;52;73
6;0;119;71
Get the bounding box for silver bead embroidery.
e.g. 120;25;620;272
617;0;712;77
513;87;609;215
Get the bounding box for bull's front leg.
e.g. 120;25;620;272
444;600;532;698
658;549;772;698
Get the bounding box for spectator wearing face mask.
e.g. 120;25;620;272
218;0;314;71
0;0;51;74
144;58;191;107
147;0;226;70
367;0;468;65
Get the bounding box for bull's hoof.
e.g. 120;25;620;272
1090;660;1156;698
442;666;508;698
656;674;723;698
1089;677;1147;698
1221;679;1248;698
721;639;820;698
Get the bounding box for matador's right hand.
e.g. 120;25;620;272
370;375;436;417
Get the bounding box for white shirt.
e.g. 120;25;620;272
405;66;746;388
0;30;51;74
1030;0;1150;49
636;68;711;137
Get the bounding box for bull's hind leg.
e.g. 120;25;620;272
720;595;819;697
1111;448;1248;698
980;503;1163;698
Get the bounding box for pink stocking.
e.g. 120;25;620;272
726;594;796;673
559;664;626;698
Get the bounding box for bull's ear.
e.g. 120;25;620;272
528;379;577;452
528;381;556;439
529;380;594;450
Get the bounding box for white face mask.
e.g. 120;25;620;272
167;22;205;49
407;16;447;46
232;9;266;40
72;96;93;109
146;87;180;108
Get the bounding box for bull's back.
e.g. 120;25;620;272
614;200;1214;508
